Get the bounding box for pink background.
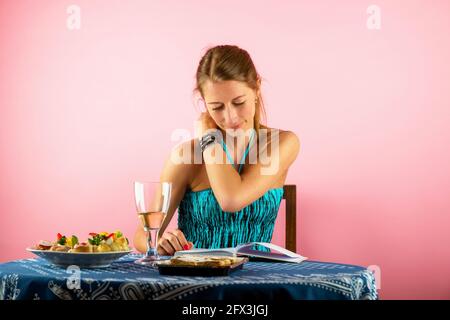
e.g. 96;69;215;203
1;0;449;299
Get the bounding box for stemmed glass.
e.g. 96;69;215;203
134;181;172;266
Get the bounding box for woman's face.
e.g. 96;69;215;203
202;80;257;134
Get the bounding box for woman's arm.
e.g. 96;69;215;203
133;141;193;253
203;130;300;212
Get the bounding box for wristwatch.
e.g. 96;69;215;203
199;130;222;153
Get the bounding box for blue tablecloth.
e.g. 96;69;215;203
0;254;378;300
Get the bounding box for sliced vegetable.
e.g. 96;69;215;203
57;235;67;245
71;235;79;248
88;234;102;246
106;233;115;240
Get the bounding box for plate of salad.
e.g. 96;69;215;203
27;231;132;268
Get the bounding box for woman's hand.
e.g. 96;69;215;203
196;112;219;138
157;229;194;256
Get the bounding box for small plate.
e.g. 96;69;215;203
26;248;132;268
155;257;249;276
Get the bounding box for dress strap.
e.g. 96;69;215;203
220;129;255;173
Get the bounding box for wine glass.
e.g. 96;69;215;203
134;181;172;266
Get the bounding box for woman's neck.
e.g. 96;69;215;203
220;128;256;164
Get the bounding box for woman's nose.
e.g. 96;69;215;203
224;106;239;126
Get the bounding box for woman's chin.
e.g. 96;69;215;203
223;128;246;138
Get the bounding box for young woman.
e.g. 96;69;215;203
134;45;300;255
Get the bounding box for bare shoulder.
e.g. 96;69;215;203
169;138;201;164
280;130;300;147
277;130;300;162
161;139;200;185
258;126;300;150
171;138;203;172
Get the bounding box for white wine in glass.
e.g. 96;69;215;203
134;181;172;266
138;211;165;231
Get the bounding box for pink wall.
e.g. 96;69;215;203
1;0;449;299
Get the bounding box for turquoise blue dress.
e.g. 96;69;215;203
178;130;284;250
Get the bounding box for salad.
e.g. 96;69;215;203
33;231;130;253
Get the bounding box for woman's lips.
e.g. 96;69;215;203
228;123;242;130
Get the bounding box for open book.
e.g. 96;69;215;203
173;242;307;263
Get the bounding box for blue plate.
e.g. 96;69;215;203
26;248;132;268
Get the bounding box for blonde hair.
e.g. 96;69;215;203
194;45;267;136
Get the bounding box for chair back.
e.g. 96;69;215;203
282;185;297;252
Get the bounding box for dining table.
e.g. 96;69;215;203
0;253;378;300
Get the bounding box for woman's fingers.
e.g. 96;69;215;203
157;244;168;256
166;232;183;251
172;229;189;248
157;231;182;255
157;229;191;255
158;237;175;255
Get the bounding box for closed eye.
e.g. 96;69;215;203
212;101;245;111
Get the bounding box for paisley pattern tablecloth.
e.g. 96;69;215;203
0;254;378;300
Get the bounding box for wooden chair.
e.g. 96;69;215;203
283;185;297;252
